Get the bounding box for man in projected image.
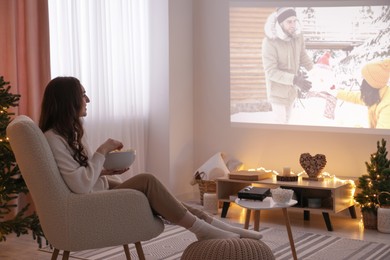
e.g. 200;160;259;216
262;7;313;123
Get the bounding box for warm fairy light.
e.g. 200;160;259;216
238;207;247;224
248;167;273;173
358;217;365;238
247;167;356;185
0;137;10;142
248;167;306;176
248;167;279;175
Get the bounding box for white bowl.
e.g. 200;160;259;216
271;188;294;204
103;149;136;170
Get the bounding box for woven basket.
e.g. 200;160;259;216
362;210;377;230
196;179;216;205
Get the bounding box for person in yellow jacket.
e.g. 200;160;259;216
334;58;390;129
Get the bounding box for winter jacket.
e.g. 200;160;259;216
262;11;313;105
337;86;390;128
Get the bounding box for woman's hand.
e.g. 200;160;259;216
101;168;129;176
96;138;124;155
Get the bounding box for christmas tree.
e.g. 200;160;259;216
355;138;390;213
0;76;45;247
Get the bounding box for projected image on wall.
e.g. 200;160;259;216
230;4;389;132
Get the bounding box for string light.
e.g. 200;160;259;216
246;167;356;186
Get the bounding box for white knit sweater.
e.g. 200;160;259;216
44;130;109;193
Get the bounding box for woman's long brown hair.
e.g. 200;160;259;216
39;77;88;167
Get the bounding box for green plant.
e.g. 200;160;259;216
354;138;390;214
0;76;45;247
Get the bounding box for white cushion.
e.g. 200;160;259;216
194;152;230;180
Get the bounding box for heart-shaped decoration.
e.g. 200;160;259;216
299;153;327;178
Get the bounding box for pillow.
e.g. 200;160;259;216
222;153;244;172
226;158;244;172
194;152;230;181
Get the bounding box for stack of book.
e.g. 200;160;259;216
228;170;273;181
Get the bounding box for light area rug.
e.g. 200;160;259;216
41;223;390;260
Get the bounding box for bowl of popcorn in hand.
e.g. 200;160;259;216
103;149;136;170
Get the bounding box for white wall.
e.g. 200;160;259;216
168;0;195;197
148;0;195;198
148;0;389;199
148;0;170;187
192;0;389;179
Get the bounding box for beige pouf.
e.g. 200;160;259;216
181;238;275;260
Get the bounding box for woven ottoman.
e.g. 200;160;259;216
181;238;275;260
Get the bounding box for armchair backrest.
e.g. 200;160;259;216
7;115;71;244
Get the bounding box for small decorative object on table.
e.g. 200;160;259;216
271;187;294;204
299;153;327;181
277;167;298;181
307;198;322;208
237;186;270;201
277;175;298;181
229;170;273;181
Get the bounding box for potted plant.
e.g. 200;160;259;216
354;138;390;229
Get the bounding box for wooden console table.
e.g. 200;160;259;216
216;176;356;231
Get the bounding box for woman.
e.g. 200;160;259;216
39;76;262;241
333;58;390;128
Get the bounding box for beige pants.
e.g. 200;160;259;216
112;173;188;224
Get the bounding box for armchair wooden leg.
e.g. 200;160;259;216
135;242;146;260
123;244;131;260
62;251;70;260
51;248;60;260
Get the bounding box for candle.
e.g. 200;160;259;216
283;167;291;177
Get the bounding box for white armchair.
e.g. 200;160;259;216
7;115;164;260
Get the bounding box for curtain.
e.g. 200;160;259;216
0;0;50;219
0;0;51;122
48;0;150;177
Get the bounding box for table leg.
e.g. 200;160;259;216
348;205;357;219
282;208;297;260
253;210;261;231
244;209;251;229
322;212;333;231
221;202;230;218
304;210;310;221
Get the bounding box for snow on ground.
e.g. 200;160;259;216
231;97;369;129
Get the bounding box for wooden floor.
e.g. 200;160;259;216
1;202;389;260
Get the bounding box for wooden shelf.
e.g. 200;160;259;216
216;176;356;231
